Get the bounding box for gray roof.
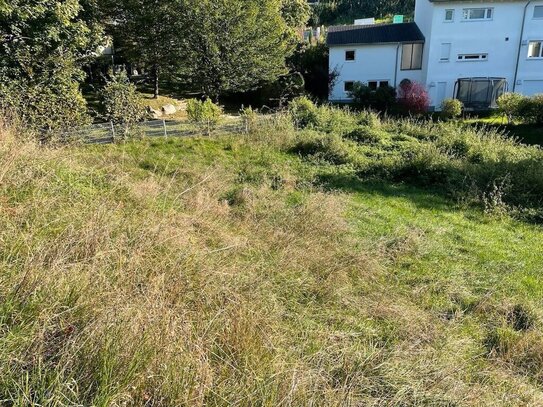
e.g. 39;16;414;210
327;22;425;46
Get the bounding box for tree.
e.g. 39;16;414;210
289;42;338;100
397;80;429;114
100;0;186;99
280;0;311;29
0;0;103;129
179;0;295;101
100;71;146;124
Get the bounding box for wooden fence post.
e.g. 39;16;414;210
163;120;167;137
110;121;115;142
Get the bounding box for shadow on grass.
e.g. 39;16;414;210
464;122;543;146
316;172;454;212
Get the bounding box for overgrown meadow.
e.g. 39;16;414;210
1;104;543;406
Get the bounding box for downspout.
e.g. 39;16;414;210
394;43;401;87
513;0;532;92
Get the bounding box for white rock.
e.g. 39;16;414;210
162;104;177;115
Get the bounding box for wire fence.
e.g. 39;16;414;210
53;118;247;144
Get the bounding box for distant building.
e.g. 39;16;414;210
328;0;543;110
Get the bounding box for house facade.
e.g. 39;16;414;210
328;0;543;109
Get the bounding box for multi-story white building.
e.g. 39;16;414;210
328;0;543;110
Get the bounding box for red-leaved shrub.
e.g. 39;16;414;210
397;80;430;114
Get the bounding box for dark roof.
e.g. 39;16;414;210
327;22;425;46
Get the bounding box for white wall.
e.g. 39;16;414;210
329;44;424;101
418;0;543;107
515;1;543;95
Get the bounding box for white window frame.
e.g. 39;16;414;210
457;53;488;61
534;6;543;19
462;8;493;21
345;50;356;62
527;41;543;59
444;9;455;22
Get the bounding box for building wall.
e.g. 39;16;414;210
329;44;424;101
418;0;543;108
515;1;543;95
329;0;543;107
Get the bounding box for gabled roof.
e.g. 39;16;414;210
327;22;425;46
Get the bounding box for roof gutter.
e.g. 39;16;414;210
513;0;531;92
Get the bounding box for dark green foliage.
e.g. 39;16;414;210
310;0;415;26
180;0;294;101
289;42;336;100
100;0;185;99
348;82;397;112
0;0;101;130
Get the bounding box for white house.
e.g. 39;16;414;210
328;0;543;110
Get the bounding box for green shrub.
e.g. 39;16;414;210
240;106;258;134
345;127;389;144
357;111;381;128
497;93;527;124
523;94;543;125
349;82;397;112
290;130;358;165
0;79;90;132
288;96;319;129
100;72;146;125
186;98;223;136
440;98;463;120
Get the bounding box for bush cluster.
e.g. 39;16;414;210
497;93;543;125
100;72;146;125
440;98;463;120
287;98;543;218
186;98;223;136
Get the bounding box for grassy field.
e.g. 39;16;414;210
462;112;543;146
1;110;543;405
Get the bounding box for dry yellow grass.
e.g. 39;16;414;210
2;116;543;406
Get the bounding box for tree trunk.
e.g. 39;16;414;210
153;65;159;99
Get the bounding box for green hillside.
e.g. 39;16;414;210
1;110;543;405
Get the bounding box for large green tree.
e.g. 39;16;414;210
99;0;185;99
180;0;300;101
0;0;103;129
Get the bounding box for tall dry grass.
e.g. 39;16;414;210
1;117;543;406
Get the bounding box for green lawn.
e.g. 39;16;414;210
2;127;543;405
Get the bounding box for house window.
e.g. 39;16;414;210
462;8;493;20
445;9;454;21
440;43;451;61
528;41;543;58
401;43;423;70
457;53;488;61
367;81;390;90
344;81;354;92
345;50;355;61
534;6;543;19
